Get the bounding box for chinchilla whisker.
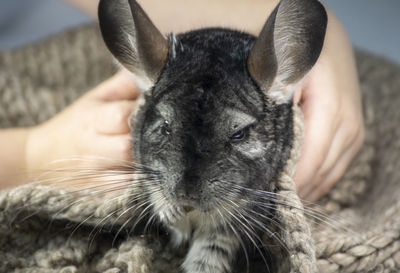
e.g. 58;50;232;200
225;187;346;233
111;202;148;246
10;186;96;225
228;183;330;213
50;186;157;224
142;209;160;234
222;194;289;257
219;201;270;270
46;155;157;171
241;205;284;233
59;176;161;197
240;193;350;232
113;199;155;246
216;185;285;236
125;187;161;202
51;192;131;227
41;168;160;178
128;208;153;238
88;208;123;243
143;212;158;232
109;187;162;234
253;200;354;235
35;167;155;176
101;193;158;243
140;193;169;234
88;188;161;243
67;183;135;197
209;207;218;229
68;174;159;191
86;199;140;250
215;205;251;273
30;160;149;174
69;183;132;195
220;205;257;245
216;187;286;254
218;198;264;250
17;191;100;231
31;171;158;189
109;190;160;231
12;171;160;219
218;194;260;239
226;182;352;233
26;157;159;187
11;209;43;227
116;185;165;241
56;187;123;206
66;214;96;244
95;194;144;226
238;206;289;252
112;214;136;247
228;209;282;270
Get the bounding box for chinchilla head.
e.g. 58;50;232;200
98;0;327;224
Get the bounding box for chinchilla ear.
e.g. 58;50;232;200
98;0;169;90
247;0;327;103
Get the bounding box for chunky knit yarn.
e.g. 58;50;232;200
1;25;399;272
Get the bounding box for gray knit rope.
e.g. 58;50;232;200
0;25;115;129
2;25;400;272
314;198;400;273
1;105;316;273
266;105;317;273
0;185;130;225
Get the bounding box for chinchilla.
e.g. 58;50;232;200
98;0;327;272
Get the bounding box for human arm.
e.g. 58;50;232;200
6;0;364;201
0;71;138;190
0;129;29;189
293;9;364;201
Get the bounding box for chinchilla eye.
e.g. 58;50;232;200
161;120;171;136
230;128;247;142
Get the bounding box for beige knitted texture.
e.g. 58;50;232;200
313;51;400;272
1;25;400;272
270;106;317;273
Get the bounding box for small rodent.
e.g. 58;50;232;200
98;0;327;272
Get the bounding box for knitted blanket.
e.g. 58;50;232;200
1;25;399;273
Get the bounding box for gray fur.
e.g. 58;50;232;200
1;23;400;273
98;0;325;272
98;0;169;90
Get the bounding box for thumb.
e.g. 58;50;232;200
91;70;140;101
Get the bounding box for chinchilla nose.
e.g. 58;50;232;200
175;174;201;201
176;190;199;201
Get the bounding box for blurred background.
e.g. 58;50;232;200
0;0;399;64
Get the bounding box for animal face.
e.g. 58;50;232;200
131;30;294;220
98;0;326;227
99;1;327;271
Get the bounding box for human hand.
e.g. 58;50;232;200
25;71;139;186
294;10;365;202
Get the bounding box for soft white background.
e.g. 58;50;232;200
0;0;399;64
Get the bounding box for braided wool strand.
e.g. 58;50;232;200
1;25;400;272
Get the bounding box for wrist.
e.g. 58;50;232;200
0;128;30;189
24;124;50;181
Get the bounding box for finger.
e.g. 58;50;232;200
95;101;136;135
90;70;140;101
304;140;358;202
89;134;132;163
298;137;342;200
298;120;347;198
294;102;337;191
299;116;364;200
